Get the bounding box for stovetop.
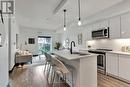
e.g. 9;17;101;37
88;49;113;53
96;49;113;51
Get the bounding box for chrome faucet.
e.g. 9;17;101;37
70;41;76;54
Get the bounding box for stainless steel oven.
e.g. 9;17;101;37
88;50;106;74
97;53;106;72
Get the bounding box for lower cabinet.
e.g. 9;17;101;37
106;53;130;83
106;53;118;77
119;55;130;81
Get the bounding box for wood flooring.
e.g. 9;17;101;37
9;63;48;87
9;63;130;87
98;73;130;87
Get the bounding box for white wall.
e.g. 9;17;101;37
61;26;86;50
9;16;20;70
0;14;20;87
0;15;9;87
87;39;130;51
19;26;61;55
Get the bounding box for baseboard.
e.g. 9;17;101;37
106;73;130;84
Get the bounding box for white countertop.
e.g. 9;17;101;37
107;51;130;55
53;50;97;60
80;49;130;56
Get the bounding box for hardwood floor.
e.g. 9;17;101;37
10;63;130;87
10;63;48;87
98;73;130;87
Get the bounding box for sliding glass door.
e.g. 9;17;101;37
38;36;52;54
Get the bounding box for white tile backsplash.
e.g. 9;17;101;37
86;39;130;51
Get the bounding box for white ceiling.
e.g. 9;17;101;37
16;0;124;30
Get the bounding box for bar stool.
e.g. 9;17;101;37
44;53;53;79
50;57;74;87
56;57;75;87
44;52;57;85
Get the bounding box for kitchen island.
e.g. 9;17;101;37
53;50;97;87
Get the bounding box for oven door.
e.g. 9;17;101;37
97;54;106;70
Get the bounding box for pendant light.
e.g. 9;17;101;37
78;0;81;26
63;9;67;31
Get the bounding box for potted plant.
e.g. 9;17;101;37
54;42;61;50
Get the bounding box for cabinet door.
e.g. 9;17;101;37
121;12;130;38
92;20;109;30
100;20;109;28
106;53;118;76
109;16;121;39
119;55;130;81
92;22;100;31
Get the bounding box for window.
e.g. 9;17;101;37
38;36;52;53
28;38;35;44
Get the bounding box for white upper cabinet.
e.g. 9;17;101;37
100;20;109;28
85;12;130;40
121;12;130;38
109;16;121;39
106;53;119;77
92;20;109;30
119;54;130;81
92;22;100;30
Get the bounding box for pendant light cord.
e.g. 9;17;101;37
64;9;66;27
78;0;81;20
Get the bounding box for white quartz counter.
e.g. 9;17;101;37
53;50;97;60
80;49;130;56
52;49;97;87
106;51;130;55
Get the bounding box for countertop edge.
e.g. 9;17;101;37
53;51;98;60
80;49;130;56
106;51;130;55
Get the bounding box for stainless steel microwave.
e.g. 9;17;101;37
92;27;109;39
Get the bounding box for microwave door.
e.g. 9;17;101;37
92;30;104;38
92;28;109;39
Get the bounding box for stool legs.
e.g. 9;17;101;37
44;61;47;73
50;69;55;87
71;71;74;87
46;69;74;87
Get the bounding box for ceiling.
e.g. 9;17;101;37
16;0;124;30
